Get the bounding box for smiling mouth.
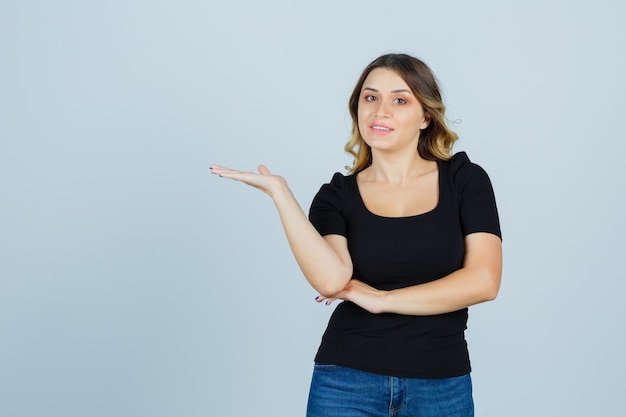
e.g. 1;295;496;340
371;124;393;132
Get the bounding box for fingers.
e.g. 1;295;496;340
210;164;270;180
209;164;241;178
258;165;271;175
209;165;248;176
315;295;337;306
209;164;260;185
210;163;289;199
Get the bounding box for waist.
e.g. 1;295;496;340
314;302;470;378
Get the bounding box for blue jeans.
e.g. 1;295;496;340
306;363;474;417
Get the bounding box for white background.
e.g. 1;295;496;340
1;1;625;416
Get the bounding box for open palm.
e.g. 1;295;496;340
210;164;287;197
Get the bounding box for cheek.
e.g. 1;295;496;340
357;110;368;130
357;122;367;138
407;114;428;131
357;107;366;121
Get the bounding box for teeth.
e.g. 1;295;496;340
372;126;390;131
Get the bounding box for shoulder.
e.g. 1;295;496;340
443;151;493;189
440;152;499;211
317;172;358;193
316;172;348;195
328;172;348;186
447;151;487;174
444;153;501;237
311;172;353;209
309;173;355;233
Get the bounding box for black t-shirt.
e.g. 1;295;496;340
308;152;501;378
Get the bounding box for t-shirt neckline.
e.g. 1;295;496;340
352;161;442;220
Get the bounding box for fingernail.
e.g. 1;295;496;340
325;300;329;305
315;296;320;301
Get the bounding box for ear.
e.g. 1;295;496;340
420;111;431;130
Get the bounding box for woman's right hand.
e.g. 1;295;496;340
209;164;287;198
210;163;354;295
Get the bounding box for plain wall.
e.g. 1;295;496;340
1;1;625;416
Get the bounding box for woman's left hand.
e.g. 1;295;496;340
316;279;387;314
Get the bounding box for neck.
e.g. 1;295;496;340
365;150;435;184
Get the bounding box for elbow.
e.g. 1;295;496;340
316;267;352;298
483;285;499;302
317;283;345;298
317;277;350;298
317;286;342;299
477;270;501;303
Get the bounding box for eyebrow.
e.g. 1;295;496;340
362;87;413;94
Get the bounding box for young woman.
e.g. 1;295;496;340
210;53;502;417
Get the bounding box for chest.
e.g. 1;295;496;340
345;195;465;289
356;171;438;218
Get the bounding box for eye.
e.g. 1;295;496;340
363;94;377;102
394;97;407;105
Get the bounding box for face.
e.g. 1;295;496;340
357;68;429;154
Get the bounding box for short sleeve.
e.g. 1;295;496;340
308;172;348;237
451;152;502;239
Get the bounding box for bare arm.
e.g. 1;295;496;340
210;164;352;296
318;232;502;315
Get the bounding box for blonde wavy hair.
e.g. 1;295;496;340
345;53;458;174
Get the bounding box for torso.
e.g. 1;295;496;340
308;152;501;378
313;158;469;378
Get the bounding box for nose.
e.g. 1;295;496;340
374;100;391;118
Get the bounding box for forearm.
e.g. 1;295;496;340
378;232;502;315
380;266;500;315
323;233;502;315
209;164;353;295
271;184;352;297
